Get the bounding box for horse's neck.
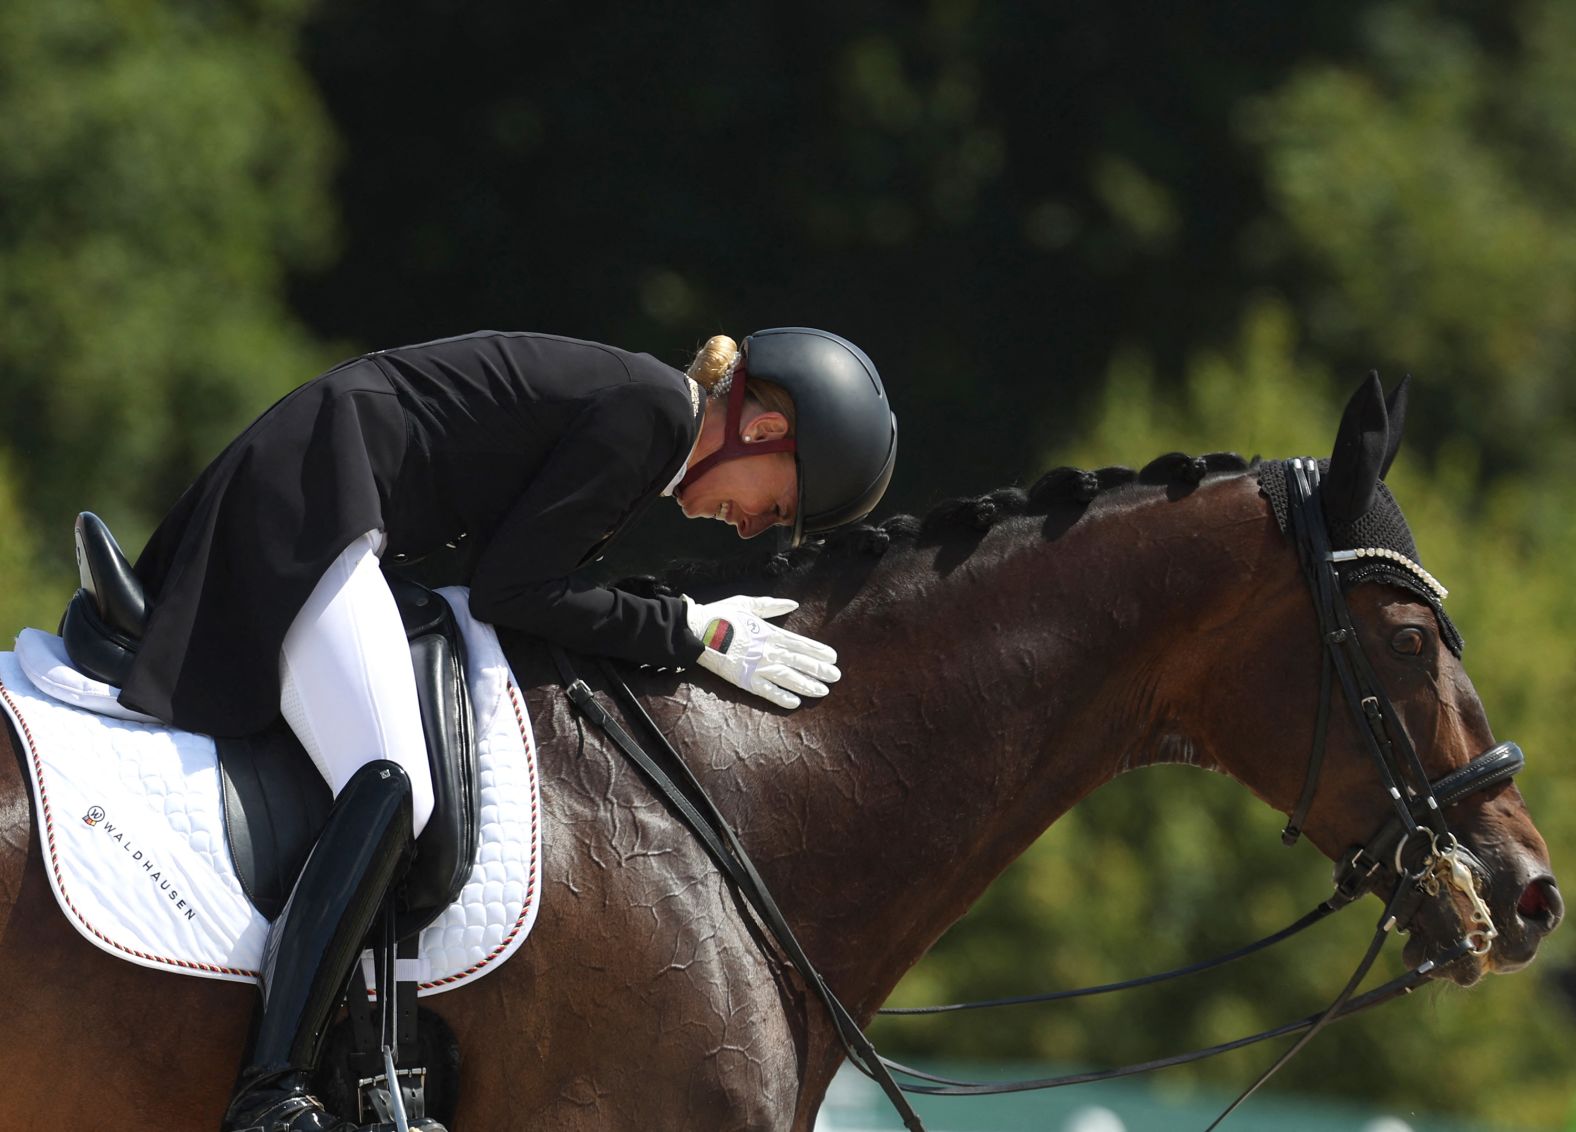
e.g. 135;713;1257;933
731;474;1287;1013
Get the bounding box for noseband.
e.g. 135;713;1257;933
1277;458;1521;951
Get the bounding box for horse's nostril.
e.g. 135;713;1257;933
1516;877;1563;933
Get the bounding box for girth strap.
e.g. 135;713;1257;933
548;647;928;1132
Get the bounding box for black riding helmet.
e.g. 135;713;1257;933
680;328;898;546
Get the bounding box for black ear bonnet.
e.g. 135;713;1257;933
1258;459;1463;656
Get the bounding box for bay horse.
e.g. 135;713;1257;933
0;376;1560;1130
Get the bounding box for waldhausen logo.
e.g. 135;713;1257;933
90;816;200;923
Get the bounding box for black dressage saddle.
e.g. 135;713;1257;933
59;512;479;937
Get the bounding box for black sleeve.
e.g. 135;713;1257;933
466;382;705;667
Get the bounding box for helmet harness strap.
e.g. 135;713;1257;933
676;366;797;495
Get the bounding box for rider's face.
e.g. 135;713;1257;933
675;408;798;540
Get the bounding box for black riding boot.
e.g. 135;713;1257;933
222;761;444;1132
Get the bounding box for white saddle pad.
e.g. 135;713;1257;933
0;587;542;996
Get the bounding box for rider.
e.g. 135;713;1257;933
117;328;896;1132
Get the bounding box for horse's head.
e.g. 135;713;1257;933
1208;375;1561;986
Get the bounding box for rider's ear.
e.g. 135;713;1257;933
1325;371;1391;524
742;411;790;443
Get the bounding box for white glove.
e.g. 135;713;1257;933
684;595;841;710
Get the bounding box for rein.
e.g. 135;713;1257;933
551;458;1524;1129
547;647;928;1132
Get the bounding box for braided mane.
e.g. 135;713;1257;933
633;452;1253;597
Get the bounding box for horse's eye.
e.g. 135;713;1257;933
1392;627;1426;656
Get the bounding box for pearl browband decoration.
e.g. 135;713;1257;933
1328;547;1449;603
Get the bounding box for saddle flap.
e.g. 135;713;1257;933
217;577;479;938
219;722;335;920
400;632;476;933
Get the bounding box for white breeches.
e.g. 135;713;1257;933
279;529;434;837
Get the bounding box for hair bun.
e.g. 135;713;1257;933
687;335;740;392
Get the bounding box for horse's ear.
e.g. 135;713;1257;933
1325;371;1390;524
1378;374;1410;479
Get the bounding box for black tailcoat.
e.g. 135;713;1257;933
124;331;704;735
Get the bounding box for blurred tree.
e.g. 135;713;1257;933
1244;1;1576;476
292;0;1372;512
0;456;69;639
0;0;339;599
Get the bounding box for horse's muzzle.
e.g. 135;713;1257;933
1489;869;1563;971
1403;851;1561;983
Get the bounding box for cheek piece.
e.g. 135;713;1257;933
676;370;797;496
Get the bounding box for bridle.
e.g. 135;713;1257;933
555;457;1527;1131
1277;457;1517;947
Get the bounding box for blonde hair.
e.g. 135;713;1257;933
687;334;741;392
687;334;796;431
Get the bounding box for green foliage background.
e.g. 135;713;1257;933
1;0;1572;1126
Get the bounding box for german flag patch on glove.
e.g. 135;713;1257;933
702;618;734;653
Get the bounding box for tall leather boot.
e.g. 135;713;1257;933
222;761;445;1132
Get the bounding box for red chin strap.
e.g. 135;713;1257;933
676;368;796;495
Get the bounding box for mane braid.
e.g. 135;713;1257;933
628;451;1253;597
